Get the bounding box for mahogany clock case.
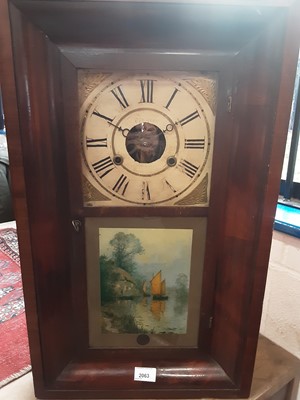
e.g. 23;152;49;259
0;0;299;399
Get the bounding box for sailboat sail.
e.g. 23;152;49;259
151;271;162;296
161;279;166;296
150;271;168;299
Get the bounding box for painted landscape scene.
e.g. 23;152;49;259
99;227;193;335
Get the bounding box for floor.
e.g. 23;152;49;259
0;223;34;399
0;372;35;400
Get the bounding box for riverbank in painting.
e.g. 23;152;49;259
99;227;193;335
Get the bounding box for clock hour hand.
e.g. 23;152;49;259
107;121;130;137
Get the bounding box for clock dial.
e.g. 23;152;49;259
80;73;216;206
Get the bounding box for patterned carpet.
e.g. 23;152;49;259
0;227;31;388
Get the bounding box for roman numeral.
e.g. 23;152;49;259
140;79;155;103
111;85;129;109
179;159;199;178
92;156;115;178
92;111;114;123
184;138;205;149
179;110;200;126
112;174;129;196
165;179;177;193
142;181;151;201
165;88;179;110
86;137;107;147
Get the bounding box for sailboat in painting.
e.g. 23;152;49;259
142;280;150;297
150;271;168;300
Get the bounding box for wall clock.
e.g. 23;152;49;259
0;0;299;399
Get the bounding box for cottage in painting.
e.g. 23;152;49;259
113;267;139;299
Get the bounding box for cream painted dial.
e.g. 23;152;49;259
80;73;216;206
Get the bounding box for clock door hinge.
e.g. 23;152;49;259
208;316;214;329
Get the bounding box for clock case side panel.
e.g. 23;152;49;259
5;2;77;388
210;3;300;394
0;0;46;393
237;2;300;392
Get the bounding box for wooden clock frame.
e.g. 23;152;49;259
0;0;299;399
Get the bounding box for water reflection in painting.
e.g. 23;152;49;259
99;228;193;334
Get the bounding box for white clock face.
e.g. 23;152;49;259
80;73;216;206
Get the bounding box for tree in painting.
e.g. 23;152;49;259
175;273;189;302
100;255;119;303
109;232;144;275
100;232;145;304
100;232;147;333
174;273;189;315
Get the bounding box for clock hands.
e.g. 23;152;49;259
107;121;130;137
163;123;174;133
107;120;174;137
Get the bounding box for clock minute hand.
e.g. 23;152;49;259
107;121;122;130
107;121;129;137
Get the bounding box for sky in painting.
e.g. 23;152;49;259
99;228;193;287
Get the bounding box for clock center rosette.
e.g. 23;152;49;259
125;122;166;164
112;107;179;177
